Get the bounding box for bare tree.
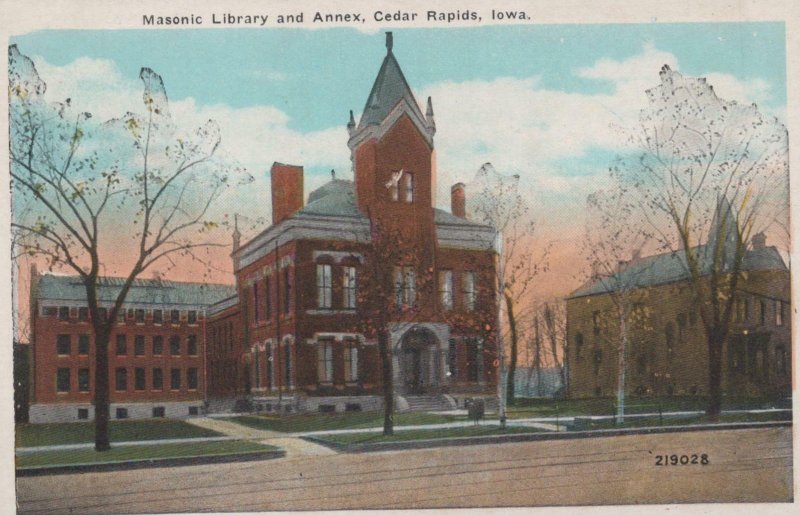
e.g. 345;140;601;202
614;65;788;418
9;45;250;450
467;163;549;410
541;301;567;395
582;183;653;423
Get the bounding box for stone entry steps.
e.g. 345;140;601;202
400;394;457;412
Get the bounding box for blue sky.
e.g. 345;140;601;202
12;23;786;133
9;23;788;291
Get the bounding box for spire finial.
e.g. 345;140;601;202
331;169;336;181
386;32;393;53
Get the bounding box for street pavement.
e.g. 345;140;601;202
15;426;792;512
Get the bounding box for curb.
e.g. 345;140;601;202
302;420;792;454
15;449;287;477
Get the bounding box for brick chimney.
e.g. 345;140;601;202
270;162;304;225
451;182;466;218
752;232;767;249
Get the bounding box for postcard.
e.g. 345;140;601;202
3;0;798;512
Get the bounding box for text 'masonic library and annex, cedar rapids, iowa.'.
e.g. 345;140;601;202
27;33;501;423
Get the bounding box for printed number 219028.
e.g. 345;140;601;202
655;454;709;466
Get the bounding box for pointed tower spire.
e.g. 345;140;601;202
232;213;241;253
386;32;393;53
425;96;436;136
347;109;356;136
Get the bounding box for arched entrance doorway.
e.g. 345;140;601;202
400;326;440;394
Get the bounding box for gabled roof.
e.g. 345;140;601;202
296;179;492;231
569;245;788;299
357;44;425;130
35;273;236;307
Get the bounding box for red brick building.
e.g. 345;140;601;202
27;33;499;421
208;32;499;413
28;269;235;422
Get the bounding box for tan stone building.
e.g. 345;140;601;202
566;234;790;400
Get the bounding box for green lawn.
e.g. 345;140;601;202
16;419;222;448
16;440;276;468
230;411;466;433
574;410;792;431
506;396;787;419
312;424;541;445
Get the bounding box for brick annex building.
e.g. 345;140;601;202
566;211;791;400
27;33;499;422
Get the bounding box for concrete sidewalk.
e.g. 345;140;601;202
16;407;790;454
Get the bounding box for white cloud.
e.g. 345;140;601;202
30;44;780;231
422;43;780;215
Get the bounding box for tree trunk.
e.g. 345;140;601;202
706;329;724;420
534;315;542;396
378;327;394;435
616;303;628;426
94;327;111;451
505;294;518;406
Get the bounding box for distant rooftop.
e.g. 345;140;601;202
569;245;788;299
35;273;236;307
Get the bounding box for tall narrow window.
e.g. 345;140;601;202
394;266;403;306
57;334;71;355
776;300;784;326
78;368;90;392
466;338;479;382
760;300;766;326
317;264;333;309
266;346;274;389
463;271;476;311
170;335;181;356
344;341;358;382
592;311;601;335
57;368;70;392
403;265;416;306
265;276;272;318
254;348;261;389
116;334;127;356
403;173;414;203
134;335;145;356
187;310;197;324
170;368;181;390
78;307;89;322
253;283;260;322
152;368;163;390
317;340;334;383
187;368;198;390
134;368;146;391
284;344;293;387
343;266;357;309
58;306;70;321
170;309;180;324
187;335;198;356
153;309;163;325
153;336;163;356
439;270;453;311
283;268;291;315
115;367;127;391
78;334;89;355
135;309;145;323
448;339;458;379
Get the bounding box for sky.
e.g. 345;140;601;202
9;22;788;298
